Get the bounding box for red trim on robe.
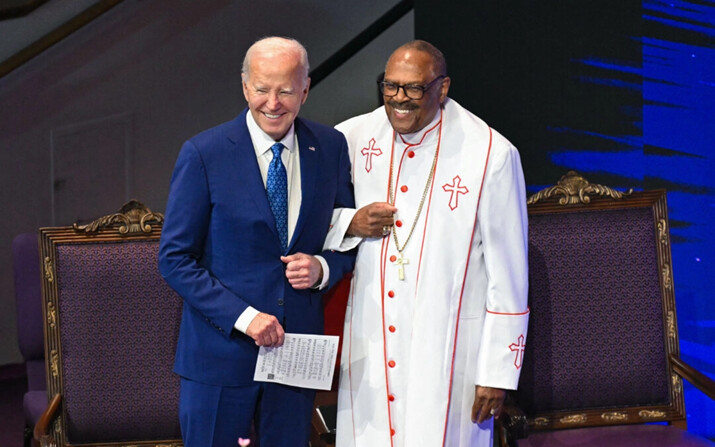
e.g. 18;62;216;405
441;127;493;447
486;308;530;316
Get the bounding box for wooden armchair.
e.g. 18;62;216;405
34;201;184;447
498;172;715;447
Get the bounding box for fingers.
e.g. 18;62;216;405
349;202;398;238
245;313;285;347
281;254;321;289
478;403;502;424
471;399;494;424
472;386;506;424
366;202;398;228
493;406;503;420
366;202;398;219
476;404;491;424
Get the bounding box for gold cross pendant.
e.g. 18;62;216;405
396;253;409;280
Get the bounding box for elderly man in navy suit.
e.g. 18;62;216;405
159;36;355;447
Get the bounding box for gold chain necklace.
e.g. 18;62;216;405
387;115;443;280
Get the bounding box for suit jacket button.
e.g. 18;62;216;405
277;299;284;306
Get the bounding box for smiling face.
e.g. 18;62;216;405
242;51;310;141
383;47;450;135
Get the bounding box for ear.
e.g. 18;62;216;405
301;77;311;105
439;76;451;103
241;74;250;102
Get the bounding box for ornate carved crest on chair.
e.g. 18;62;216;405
72;200;164;235
526;170;632;206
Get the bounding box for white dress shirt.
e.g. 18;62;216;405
234;112;329;334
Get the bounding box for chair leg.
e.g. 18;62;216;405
24;425;32;447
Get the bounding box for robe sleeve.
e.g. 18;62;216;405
323;117;366;252
474;141;530;390
323;208;362;252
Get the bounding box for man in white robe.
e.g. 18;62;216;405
324;40;530;447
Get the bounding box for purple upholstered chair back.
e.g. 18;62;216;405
39;201;182;447
519;206;669;412
515;173;686;434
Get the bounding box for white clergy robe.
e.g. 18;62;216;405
326;98;530;447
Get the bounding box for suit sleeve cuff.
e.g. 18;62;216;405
234;306;260;334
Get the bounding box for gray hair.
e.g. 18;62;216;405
242;37;310;83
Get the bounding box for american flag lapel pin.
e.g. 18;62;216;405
308;146;316;151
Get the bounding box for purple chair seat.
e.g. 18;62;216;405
518;425;715;447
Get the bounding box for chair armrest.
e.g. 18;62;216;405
495;392;528;447
33;393;62;447
311;390;337;447
670;354;715;401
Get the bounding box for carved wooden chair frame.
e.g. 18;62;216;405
498;171;715;445
34;200;183;447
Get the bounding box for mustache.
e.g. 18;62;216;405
387;100;418;111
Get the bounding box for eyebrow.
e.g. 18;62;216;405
384;79;427;87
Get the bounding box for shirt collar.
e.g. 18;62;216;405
246;111;297;156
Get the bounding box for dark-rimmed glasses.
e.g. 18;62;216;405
378;75;445;100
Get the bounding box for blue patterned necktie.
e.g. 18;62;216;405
266;142;288;252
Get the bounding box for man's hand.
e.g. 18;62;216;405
347;202;398;238
281;253;322;290
245;312;285;347
471;385;506;424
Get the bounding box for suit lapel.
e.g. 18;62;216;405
227;109;280;242
288;118;318;252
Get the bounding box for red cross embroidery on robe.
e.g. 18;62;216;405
360;138;382;173
509;334;526;369
442;175;469;210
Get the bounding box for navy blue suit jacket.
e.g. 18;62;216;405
159;109;355;386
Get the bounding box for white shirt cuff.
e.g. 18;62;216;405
234;306;260;334
314;255;330;290
323;208;362;252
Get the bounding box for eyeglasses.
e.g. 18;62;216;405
378;75;445;100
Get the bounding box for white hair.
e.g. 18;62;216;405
241;36;310;83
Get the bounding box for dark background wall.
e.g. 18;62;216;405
415;0;714;438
